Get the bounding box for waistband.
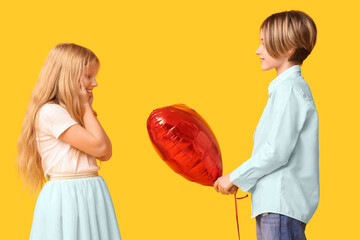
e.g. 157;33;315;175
49;172;99;181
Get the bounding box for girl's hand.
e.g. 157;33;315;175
214;173;238;195
79;79;93;107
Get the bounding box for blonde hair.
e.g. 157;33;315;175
17;43;100;191
261;10;317;65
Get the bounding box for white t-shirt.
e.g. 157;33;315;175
36;103;100;179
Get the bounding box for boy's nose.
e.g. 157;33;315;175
255;46;261;55
92;80;98;87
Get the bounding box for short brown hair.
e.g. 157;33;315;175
261;10;317;65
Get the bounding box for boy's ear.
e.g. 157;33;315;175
287;48;296;57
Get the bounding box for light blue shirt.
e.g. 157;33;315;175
230;65;319;224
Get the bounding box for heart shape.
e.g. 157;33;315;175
147;104;222;186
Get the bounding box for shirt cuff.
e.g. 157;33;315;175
230;169;253;193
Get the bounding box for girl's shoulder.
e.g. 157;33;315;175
39;103;71;120
37;103;77;136
40;103;67;113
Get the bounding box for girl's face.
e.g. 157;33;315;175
255;30;291;75
80;61;99;94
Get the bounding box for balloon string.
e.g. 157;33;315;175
234;189;248;240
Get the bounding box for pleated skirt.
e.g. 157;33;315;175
30;176;121;240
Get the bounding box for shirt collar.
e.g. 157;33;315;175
268;65;301;94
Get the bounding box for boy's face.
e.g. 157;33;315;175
255;30;290;74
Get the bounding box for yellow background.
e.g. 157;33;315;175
1;0;359;239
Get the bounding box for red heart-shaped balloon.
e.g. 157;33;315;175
147;104;222;186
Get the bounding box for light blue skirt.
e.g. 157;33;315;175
30;176;121;240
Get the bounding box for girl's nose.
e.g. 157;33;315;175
92;79;98;87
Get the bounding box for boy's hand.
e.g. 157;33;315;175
214;173;238;195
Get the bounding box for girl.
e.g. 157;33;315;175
214;11;319;240
17;43;121;240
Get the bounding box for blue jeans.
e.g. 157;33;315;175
256;213;306;240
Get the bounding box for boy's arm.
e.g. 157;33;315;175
230;85;308;192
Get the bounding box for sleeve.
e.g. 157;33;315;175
230;85;309;192
38;104;78;139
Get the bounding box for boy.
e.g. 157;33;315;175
214;11;319;240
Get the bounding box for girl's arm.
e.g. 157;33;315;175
59;81;112;160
